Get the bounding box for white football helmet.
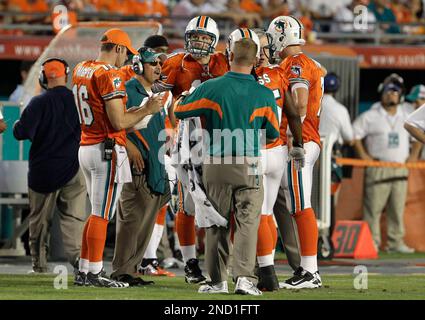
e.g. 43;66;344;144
267;16;305;58
226;28;261;63
184;16;219;57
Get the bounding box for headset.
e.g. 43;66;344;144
38;57;70;90
132;47;152;76
377;73;405;103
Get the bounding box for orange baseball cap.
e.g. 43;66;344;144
44;60;66;79
101;28;138;55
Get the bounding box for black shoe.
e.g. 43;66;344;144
184;258;207;284
257;265;279;291
74;271;88;286
115;274;155;287
279;267;320;289
86;269;129;288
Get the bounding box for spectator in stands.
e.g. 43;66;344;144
368;0;400;33
135;0;169;18
261;0;290;20
405;0;425;35
301;0;342;19
9;61;33;104
78;0;97;13
8;0;50;24
239;0;262;14
353;79;415;254
391;0;413;25
223;0;263;28
13;58;88;273
171;0;222;33
0;109;6;134
95;0;133;17
334;0;377;34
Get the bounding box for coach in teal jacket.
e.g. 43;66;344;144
111;47;171;286
175;38;303;295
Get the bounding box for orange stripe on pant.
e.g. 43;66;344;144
104;152;117;221
291;161;302;213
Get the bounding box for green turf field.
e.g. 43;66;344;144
0;274;424;300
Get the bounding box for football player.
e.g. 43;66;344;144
267;16;326;289
72;28;162;288
160;16;229;284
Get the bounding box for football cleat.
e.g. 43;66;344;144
257;265;279;291
314;271;322;288
279;267;321;289
86;269;129;288
74;271;89;286
184;258;207;284
234;277;263;296
139;259;176;277
114;274;154;287
198;281;229;294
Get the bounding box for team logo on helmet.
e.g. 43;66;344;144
274;20;287;33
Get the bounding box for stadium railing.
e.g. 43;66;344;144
1;12;425;45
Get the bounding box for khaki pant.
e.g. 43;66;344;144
273;185;301;271
111;173;170;278
363;167;408;249
28;169;87;269
202;159;263;285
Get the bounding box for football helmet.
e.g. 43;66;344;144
226;28;261;62
184;16;219;57
267;16;305;58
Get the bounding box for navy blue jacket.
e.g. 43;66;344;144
13;86;81;193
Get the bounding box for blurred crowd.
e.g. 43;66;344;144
1;0;425;41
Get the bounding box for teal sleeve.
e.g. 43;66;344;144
174;85;209;119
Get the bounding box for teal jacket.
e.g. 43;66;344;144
125;77;168;194
174;71;280;157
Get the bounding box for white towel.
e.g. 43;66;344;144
114;145;132;184
171;118;228;228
